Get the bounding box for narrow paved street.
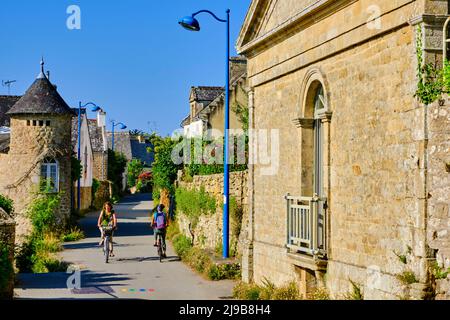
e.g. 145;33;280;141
15;194;235;300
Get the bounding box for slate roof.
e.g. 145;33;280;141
0;133;10;153
130;139;154;167
0;95;21;126
71;116;106;153
7;76;75;116
191;86;224;103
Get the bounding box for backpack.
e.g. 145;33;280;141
154;212;166;229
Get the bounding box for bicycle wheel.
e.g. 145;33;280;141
104;236;110;263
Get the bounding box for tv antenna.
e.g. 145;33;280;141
2;80;17;95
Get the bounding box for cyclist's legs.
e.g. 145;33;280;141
160;229;167;253
154;229;160;245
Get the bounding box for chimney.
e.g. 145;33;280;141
97;110;106;128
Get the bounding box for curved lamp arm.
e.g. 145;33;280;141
192;9;227;23
80;102;102;112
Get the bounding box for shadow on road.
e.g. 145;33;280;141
17;271;132;290
116;256;181;263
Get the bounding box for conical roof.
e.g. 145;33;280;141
7;60;75;116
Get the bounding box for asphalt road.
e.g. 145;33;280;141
15;193;235;300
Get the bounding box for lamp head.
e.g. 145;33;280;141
91;106;101;112
120;124;127;130
179;16;200;31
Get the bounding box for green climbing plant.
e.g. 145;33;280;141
415;24;450;105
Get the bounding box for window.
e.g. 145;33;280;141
313;85;324;197
32;120;37;126
39;120;44;127
46;120;51;127
40;158;59;192
27;120;31;126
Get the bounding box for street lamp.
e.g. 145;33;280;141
77;102;103;211
111;121;127;152
179;9;231;259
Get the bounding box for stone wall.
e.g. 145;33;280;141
0;208;15;300
73;186;92;211
427;100;450;300
238;0;449;299
93;151;108;181
176;171;248;256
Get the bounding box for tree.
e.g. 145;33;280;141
107;149;127;197
127;159;144;188
149;134;182;201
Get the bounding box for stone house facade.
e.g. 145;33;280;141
237;0;450;299
181;57;250;138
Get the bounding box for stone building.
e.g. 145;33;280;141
0;61;75;241
237;0;450;299
181;86;224;138
181;57;250;138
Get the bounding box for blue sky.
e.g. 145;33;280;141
0;0;251;135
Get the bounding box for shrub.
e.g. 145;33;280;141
172;234;193;259
108;149;127;197
233;282;261;300
175;186;216;227
149;135;182;201
232;280;301;300
61;227;85;242
309;287;330;300
127;159;144;188
0;242;14;292
344;280;363;300
0;194;14;216
397;271;419;285
207;263;241;281
27;192;61;236
34;233;63;253
166;222;181;241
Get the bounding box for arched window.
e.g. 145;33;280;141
40;158;59;193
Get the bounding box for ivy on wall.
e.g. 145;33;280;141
415;24;450;105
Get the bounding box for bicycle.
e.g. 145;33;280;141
102;225;114;263
156;235;163;263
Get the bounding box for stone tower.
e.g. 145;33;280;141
0;60;75;238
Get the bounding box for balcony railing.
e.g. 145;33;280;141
285;194;327;258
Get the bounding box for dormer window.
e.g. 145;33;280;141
40;158;59;193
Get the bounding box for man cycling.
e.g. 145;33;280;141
152;204;169;258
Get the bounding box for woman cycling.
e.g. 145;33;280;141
97;201;117;257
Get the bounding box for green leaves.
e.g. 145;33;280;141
27;192;61;236
0;194;14;216
127;159;144;188
108;149;128;197
150;135;181;200
175;186;216;228
71;156;82;182
415;24;450;105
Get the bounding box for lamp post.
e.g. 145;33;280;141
179;9;231;259
77;102;102;211
111;121;127;152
